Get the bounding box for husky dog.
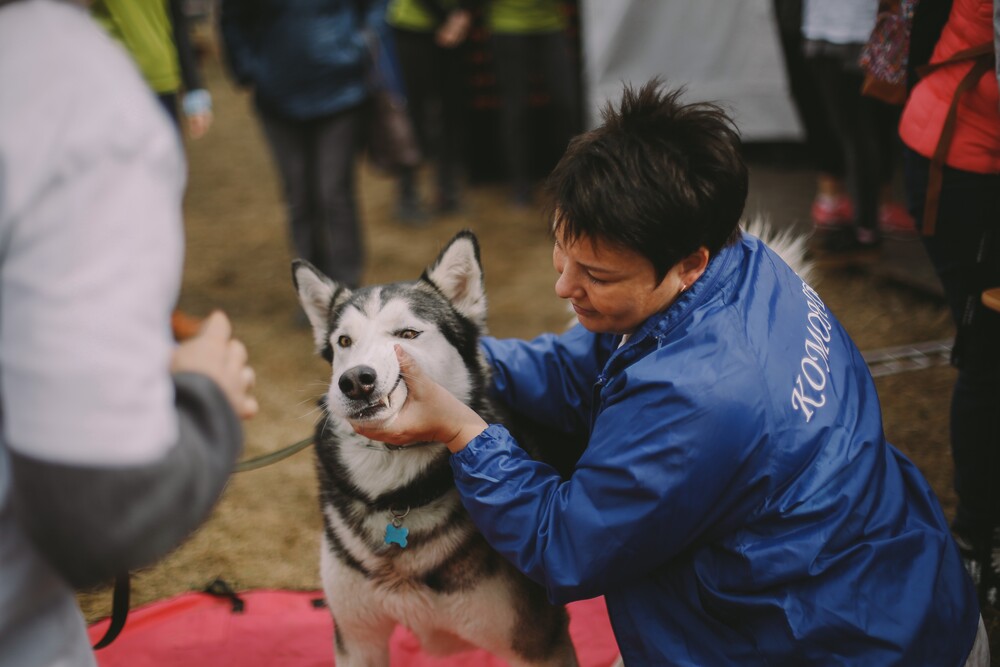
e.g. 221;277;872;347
292;230;580;667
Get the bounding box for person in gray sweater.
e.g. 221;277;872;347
0;1;257;665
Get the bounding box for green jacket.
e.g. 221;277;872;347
387;0;465;31
487;0;565;33
91;0;179;94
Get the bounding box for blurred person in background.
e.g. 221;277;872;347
0;1;257;665
387;0;476;224
772;0;850;231
800;0;916;249
487;0;580;207
91;0;214;139
219;0;389;297
899;0;1000;609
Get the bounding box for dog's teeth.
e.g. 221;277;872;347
382;396;391;409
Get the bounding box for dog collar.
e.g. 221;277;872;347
371;458;455;513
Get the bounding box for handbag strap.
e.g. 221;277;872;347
916;41;995;77
917;43;995;236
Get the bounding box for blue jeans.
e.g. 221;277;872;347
902;146;1000;562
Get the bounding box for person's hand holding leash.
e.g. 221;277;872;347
171;311;259;420
352;345;487;453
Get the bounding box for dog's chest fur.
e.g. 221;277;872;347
314;418;503;594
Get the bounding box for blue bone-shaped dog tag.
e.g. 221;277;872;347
384;523;409;548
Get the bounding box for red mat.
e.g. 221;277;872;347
88;589;619;667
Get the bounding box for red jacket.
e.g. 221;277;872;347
899;0;1000;173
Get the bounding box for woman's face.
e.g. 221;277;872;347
552;229;699;335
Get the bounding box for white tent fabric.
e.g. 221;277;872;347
579;0;804;140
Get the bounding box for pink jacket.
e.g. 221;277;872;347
899;0;999;174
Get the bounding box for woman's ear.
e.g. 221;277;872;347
678;247;710;286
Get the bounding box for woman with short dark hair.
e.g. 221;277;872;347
357;79;985;665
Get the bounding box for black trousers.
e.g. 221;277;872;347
490;30;580;196
392;27;468;206
806;52;900;232
903;146;1000;568
257;104;365;287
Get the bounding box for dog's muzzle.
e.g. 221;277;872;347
341;368;403;421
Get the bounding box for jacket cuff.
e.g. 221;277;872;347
182;89;213;116
451;423;509;480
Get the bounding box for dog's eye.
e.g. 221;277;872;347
395;329;421;340
337;335;352;348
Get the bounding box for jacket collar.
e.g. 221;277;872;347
609;236;745;359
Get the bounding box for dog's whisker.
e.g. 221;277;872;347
295;405;323;422
294;396;324;411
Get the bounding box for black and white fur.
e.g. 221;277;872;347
292;231;579;667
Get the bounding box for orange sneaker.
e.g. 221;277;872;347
878;202;917;236
811;194;853;230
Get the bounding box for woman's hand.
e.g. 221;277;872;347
352;345;487;453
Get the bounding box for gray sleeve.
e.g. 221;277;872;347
9;372;243;589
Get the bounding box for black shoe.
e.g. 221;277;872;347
436;193;462;216
818;226;882;254
396;198;429;227
954;530;1000;609
510;187;532;210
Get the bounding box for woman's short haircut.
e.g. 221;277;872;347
544;79;748;281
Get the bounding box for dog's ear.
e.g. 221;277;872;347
422;230;487;327
292;259;349;352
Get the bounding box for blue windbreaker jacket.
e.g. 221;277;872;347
219;0;388;121
452;233;979;665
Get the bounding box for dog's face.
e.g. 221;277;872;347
293;231;488;428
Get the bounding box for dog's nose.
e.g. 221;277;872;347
339;365;377;400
